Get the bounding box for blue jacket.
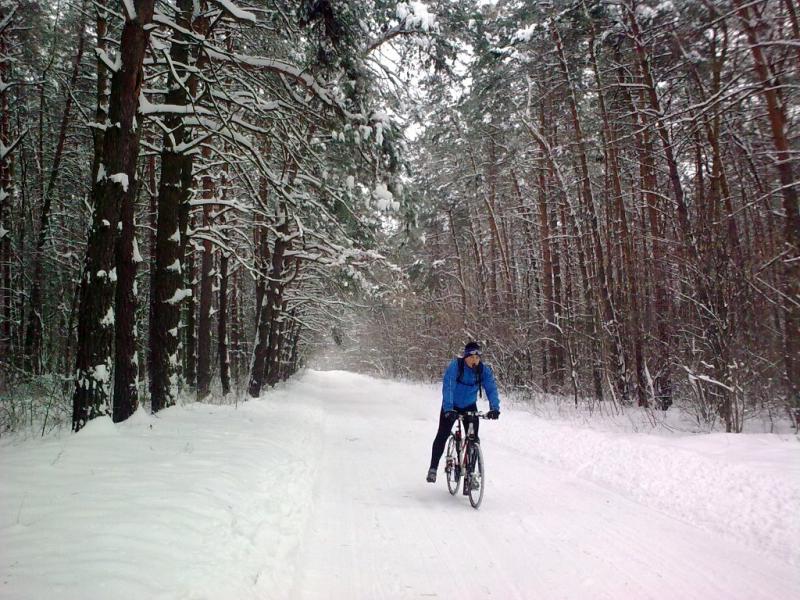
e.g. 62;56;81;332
442;358;500;413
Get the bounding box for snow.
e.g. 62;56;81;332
164;288;192;305
657;0;676;12
373;182;399;211
121;0;136;20
132;236;143;263
513;23;537;42
138;91;211;116
396;1;437;32
1;371;798;599
95;47;120;73
214;0;256;23
636;4;657;22
109;173;130;192
90;363;110;383
100;306;115;326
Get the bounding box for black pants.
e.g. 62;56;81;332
429;404;479;470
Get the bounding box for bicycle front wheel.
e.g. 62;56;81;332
467;443;485;509
445;434;461;495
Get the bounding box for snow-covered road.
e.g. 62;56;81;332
288;372;797;600
1;370;798;599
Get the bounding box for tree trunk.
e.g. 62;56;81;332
619;58;673;409
266;296;291;386
90;0;108;193
183;213;196;387
196;166;214;399
229;267;241;385
446;206;468;321
112;157;138;422
466;203;488;312
72;0;156;431
510;170;539;309
148;0;197;412
0;3;13;361
218;248;230;396
734;0;800;422
249;204;291;397
535;142;557;392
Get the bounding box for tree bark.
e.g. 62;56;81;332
446;205;468;322
72;0;156;431
0;2;13;361
196;161;214;399
112;154;139;422
734;0;800;421
218;247;230;396
229;266;241;385
249;203;291;397
183;214;196;387
148;0;198;412
535;140;557;392
90;0;108;193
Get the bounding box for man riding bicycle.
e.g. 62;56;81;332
427;341;500;483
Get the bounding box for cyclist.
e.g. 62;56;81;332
426;341;500;484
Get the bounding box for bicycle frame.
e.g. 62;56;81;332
446;411;486;477
453;413;480;474
445;411;487;507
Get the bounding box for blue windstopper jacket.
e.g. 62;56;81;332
441;358;500;413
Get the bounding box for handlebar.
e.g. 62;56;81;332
456;411;487;419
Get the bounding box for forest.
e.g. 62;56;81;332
0;0;798;434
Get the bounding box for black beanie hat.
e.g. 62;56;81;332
464;341;482;356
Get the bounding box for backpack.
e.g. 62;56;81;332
457;357;484;398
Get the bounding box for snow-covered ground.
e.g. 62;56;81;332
1;370;798;599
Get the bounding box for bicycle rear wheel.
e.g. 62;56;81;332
467;443;484;509
445;434;461;495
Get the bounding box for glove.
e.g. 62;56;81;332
444;410;457;420
486;410;500;420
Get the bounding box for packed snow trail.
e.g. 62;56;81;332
288;372;797;600
1;370;798;599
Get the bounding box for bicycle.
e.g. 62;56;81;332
444;411;487;509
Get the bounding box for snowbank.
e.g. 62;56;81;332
500;415;800;565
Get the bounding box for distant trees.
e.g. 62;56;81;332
352;0;799;431
1;0;437;431
3;0;796;435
